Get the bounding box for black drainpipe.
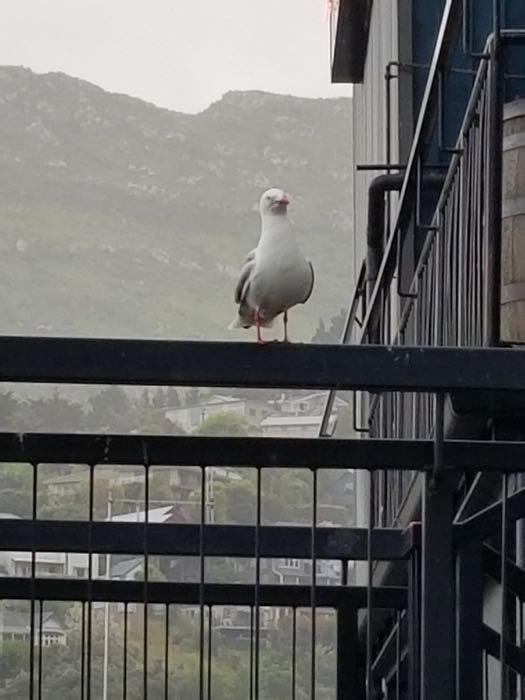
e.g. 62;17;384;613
366;172;445;306
366;174;404;303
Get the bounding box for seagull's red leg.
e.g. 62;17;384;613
283;310;290;343
255;310;266;344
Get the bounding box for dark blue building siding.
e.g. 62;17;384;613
410;0;525;259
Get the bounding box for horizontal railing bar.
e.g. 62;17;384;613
0;577;407;608
482;545;525;602
482;624;525;674
456;487;525;539
0;337;523;391
2;433;525;470
0;520;410;560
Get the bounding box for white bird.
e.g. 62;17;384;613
229;187;314;343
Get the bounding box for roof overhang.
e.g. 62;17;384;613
331;0;373;84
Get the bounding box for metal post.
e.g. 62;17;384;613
456;540;483;699
337;605;361;700
102;491;113;700
485;3;503;346
420;470;456;699
407;547;420;700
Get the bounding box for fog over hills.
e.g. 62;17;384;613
0;66;352;341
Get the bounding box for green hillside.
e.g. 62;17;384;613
0;66;353;341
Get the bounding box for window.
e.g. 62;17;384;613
281;558;301;569
249;408;256;417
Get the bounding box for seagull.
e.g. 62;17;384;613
229;187;314;343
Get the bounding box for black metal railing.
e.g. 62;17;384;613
357;12;525;526
0;341;524;700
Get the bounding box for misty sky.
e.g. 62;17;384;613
0;0;350;113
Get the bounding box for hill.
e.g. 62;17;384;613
0;66;352;340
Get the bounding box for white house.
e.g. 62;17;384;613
259;414;336;438
0;610;67;646
165;394;271;432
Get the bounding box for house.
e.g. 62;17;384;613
165;394;271;432
273;391;348;417
260;414;336;438
0;610;67;646
212;606;276;648
0;550;89;580
44;466;142;498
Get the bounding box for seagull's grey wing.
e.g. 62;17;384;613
234;251;256;304
302;259;315;303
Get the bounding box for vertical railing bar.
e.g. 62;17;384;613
86;463;95;700
292;607;297;700
199;466;206;700
396;610;401;700
366;469;375;699
311;469;318;700
254;467;261;699
164;604;169;700
38;599;43;700
501;471;508;700
249;606;254;700
81;602;86;700
143;459;149;700
123;602;128;700
29;462;38;700
207;605;212;700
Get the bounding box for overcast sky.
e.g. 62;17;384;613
0;0;350;113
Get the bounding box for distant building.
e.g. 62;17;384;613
0;610;67;646
0;549;90;580
260;414;336;438
165;394;272;432
44;466;142;498
273;391;348;417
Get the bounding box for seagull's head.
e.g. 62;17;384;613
259;187;290;217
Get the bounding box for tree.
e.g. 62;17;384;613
87;386;133;431
165;387;181;408
0;391;19;429
184;388;201;406
11;391;86;432
195;412;252;437
151;388;166;409
311;308;346;344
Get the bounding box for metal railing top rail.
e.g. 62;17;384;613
1;432;524;470
0;338;524;391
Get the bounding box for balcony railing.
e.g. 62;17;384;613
348;9;525;528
